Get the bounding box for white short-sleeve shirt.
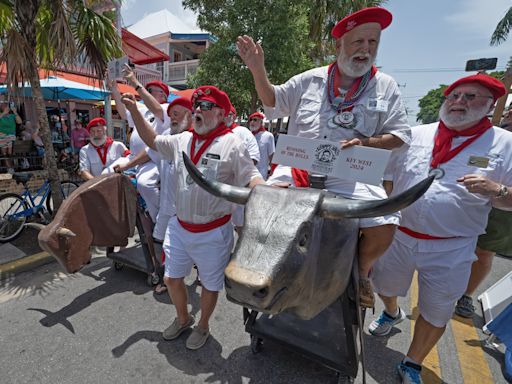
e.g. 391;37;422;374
388;123;512;241
254;130;275;180
79;141;128;177
127;104;170;156
154;130;261;224
232;125;260;163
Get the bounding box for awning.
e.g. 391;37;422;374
122;28;170;65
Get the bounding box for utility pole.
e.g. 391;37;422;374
492;66;512;126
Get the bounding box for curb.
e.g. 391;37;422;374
0;251;55;280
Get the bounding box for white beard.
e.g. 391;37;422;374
90;136;106;146
171;118;190;135
337;51;376;78
193;115;218;136
439;102;490;128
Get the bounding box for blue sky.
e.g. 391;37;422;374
121;0;512;124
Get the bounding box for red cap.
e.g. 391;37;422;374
86;117;106;132
167;97;193;115
249;112;265;120
444;73;507;102
191;86;231;116
331;7;392;39
144;81;170;97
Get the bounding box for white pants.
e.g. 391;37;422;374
372;231;477;327
163;216;234;291
136;161;160;222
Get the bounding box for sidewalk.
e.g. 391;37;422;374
0;229;54;279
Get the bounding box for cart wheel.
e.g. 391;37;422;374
113;262;124;271
337;374;354;384
250;335;263;354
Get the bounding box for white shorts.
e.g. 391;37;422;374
163;216;234;291
372;231;477;327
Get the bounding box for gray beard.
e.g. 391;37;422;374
171;119;189;135
90;137;106;146
439;102;490;128
337;53;375;78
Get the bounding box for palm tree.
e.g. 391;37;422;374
490;6;512;45
308;0;387;64
0;0;122;211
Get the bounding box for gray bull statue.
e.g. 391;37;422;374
182;152;434;320
35;174;137;273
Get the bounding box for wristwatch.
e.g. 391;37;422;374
496;184;509;198
135;84;142;91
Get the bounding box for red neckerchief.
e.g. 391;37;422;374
190;123;232;164
431;117;492;168
328;62;378;112
252;127;266;136
91;137;114;165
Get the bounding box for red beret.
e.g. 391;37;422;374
249;112;265;120
331;7;392;39
144;81;170;97
86;117;106;132
444;73;507;102
191;86;231;116
167;97;193;115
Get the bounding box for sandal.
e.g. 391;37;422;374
154;283;167;295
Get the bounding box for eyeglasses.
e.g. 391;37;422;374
445;93;493;102
249;118;260;122
193;101;220;111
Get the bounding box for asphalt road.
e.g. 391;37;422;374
1;250;511;384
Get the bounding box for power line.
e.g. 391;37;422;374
389;67;507;73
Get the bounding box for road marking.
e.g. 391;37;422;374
451;315;494;384
410;272;442;384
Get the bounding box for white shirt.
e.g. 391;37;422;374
232;125;260;163
154;130;261;224
265;66;410;144
253;130;275;180
127;104;170;156
387;123;512;241
79;140;127;177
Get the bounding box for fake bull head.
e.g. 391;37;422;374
37;174;137;273
183;152;434;320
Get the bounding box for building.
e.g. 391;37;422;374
127;9;214;90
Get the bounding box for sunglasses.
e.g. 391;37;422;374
445;93;493;102
249;118;261;122
193;101;220;111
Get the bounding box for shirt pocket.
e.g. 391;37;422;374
352;101;382;138
296;98;320;132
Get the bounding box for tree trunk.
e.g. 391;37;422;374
28;71;63;213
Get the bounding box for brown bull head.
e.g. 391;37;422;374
37;174;137;273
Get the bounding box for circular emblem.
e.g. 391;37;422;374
332;112;356;129
428;167;445;179
186;174;194;185
315;144;340;164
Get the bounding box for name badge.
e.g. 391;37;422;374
367;98;388;112
468;156;489;168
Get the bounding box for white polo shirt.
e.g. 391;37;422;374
127;104;170;155
79;140;127;177
386;122;512;246
154;130;261;224
232;125;260;163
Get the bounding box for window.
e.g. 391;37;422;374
173;51;182;63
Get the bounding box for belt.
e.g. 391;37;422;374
177;214;231;233
398;226;456;240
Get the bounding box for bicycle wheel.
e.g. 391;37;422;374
46;181;79;214
0;193;28;243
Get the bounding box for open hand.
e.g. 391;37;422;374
236;35;265;72
122;64;137;87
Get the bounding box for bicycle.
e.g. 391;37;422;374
0;173;78;242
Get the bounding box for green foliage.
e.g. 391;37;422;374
416;71;506;124
184;0;314;115
416;85;447;124
490;6;512;46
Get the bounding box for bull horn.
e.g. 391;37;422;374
182;151;251;205
56;227;76;238
320;175;435;219
25;223;46;231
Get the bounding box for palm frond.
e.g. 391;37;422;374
491;7;512;46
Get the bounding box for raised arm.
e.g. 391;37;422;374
121;93;157;150
237;35;276;108
109;79;128;121
122;64;164;122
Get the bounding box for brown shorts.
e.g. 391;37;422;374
477;208;512;255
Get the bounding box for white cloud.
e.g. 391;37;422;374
445;0;511;37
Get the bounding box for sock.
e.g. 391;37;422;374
403;356;422;371
385;307;400;318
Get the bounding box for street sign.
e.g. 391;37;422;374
465;58;498;72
